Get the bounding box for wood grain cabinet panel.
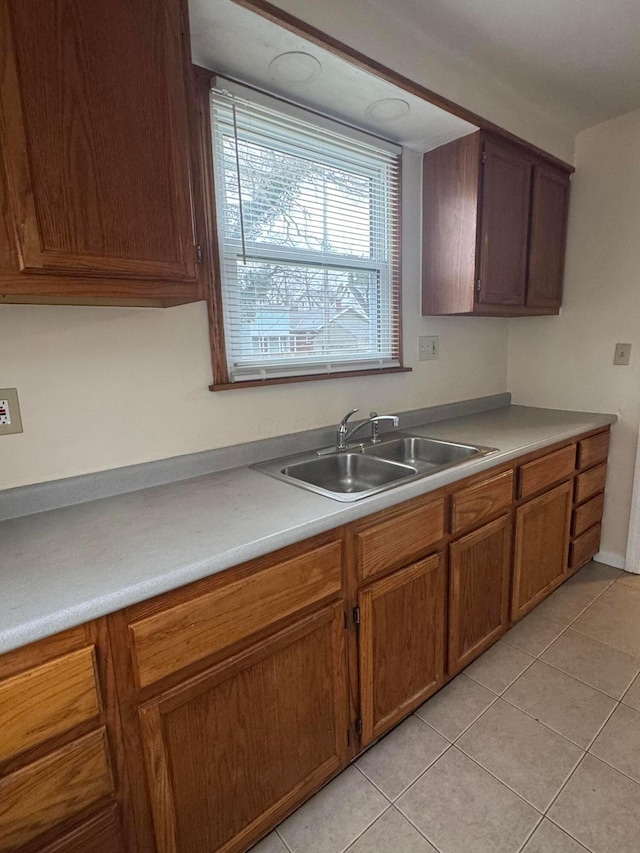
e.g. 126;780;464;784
36;807;125;853
130;541;342;687
358;554;446;745
0;729;114;852
477;137;532;307
512;481;572;620
572;493;605;538
575;463;607;505
448;515;512;675
421;129;571;317
354;498;445;582
527;166;571;309
570;524;602;572
577;432;610;470
0;646;101;762
450;470;514;534
0;0;204;305
518;444;576;499
138;605;348;853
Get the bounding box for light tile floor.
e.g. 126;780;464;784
251;561;640;853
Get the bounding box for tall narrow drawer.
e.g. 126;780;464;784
451;470;513;534
0;728;114;852
570;524;602;571
572;493;605;538
578;432;610;469
355;498;445;582
0;646;101;763
518;445;576;499
575;463;607;505
130;541;342;687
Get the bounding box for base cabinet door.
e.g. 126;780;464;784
512;481;572;620
448;515;512;675
138;604;349;853
358;553;446;746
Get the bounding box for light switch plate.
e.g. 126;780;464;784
418;335;439;361
614;343;632;366
0;388;23;436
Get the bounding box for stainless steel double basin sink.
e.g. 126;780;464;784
254;434;498;501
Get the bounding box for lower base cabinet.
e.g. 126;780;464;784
138;604;349;853
512;481;573;619
448;514;512;674
358;553;446;746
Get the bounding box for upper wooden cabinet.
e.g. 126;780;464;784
422;130;571;316
0;0;205;306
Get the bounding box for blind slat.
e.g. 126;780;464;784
210;86;401;382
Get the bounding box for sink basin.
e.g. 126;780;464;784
364;436;482;468
253;431;498;502
281;453;417;496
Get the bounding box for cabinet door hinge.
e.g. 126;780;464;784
476;279;482;293
355;718;363;736
353;606;360;626
196;244;204;264
482;149;487;164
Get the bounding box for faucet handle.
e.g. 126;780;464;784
369;411;378;418
339;408;359;428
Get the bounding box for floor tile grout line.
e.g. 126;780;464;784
515;813;546;853
352;762;394;803
587;744;640;788
274;827;294;852
392;799;448;853
339;801;395;853
417;686;503;745
523;654;634;703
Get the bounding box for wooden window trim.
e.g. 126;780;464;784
193;66;410;390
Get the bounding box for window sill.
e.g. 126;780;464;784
209;366;412;391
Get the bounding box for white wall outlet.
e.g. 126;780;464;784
614;343;632;365
0;388;23;436
418;335;439;361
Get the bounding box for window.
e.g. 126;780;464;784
208;80;402;385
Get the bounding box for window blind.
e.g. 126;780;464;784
209;82;402;382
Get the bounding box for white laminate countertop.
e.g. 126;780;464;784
0;405;615;654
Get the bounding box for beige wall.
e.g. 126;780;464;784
508;108;640;564
0;149;509;489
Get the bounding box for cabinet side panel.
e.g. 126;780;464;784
422;133;479;315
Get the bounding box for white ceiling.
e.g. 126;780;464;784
366;0;640;132
189;0;478;152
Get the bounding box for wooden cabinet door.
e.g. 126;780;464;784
138;604;349;853
0;0;197;283
449;515;512;675
512;481;572;620
358;554;446;746
527;166;570;309
477;138;532;306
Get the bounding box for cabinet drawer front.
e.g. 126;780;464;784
572;493;605;538
356;498;445;582
0;646;101;763
451;470;513;534
578;432;609;469
570;524;602;571
130;541;342;687
0;729;114;852
518;444;576;499
575;463;607;504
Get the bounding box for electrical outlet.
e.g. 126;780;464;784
0;388;23;436
418;335;439;361
614;343;632;366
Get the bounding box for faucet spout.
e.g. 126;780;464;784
338;412;399;450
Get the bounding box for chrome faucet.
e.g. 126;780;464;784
335;409;399;451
